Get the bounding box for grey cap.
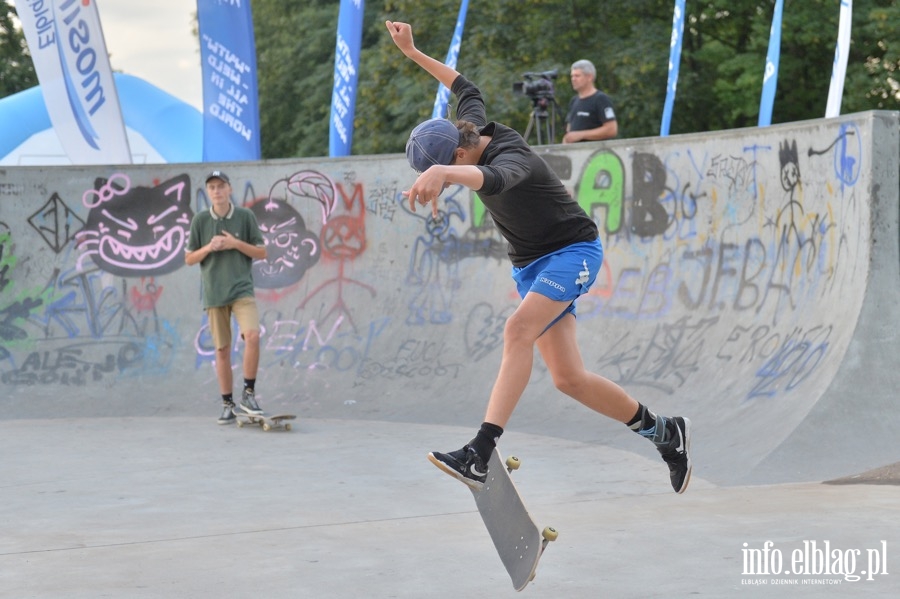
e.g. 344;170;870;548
405;119;459;173
205;170;230;185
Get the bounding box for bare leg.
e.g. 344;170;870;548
483;292;573;427
536;313;639;422
242;329;260;379
215;346;233;396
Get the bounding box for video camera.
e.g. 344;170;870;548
512;69;558;99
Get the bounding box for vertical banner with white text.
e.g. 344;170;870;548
16;0;132;164
330;0;364;157
758;0;783;127
660;0;685;137
197;0;261;161
431;0;469;119
825;0;852;118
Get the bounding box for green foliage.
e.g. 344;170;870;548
0;1;37;97
252;0;338;158
355;0;676;155
251;0;899;156
843;0;900;111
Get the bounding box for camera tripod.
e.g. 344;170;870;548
523;94;563;145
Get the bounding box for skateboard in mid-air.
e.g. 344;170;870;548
431;448;557;590
476;449;557;590
232;409;296;432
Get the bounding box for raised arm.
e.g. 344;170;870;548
386;20;486;218
385;21;460;90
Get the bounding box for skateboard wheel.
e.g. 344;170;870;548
284;423;292;431
542;526;559;542
262;423;271;432
236;420;244;428
506;456;521;471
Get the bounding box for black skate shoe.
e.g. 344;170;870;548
238;388;264;415
657;416;692;494
428;445;489;490
217;402;236;425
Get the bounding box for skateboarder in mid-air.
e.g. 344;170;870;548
386;20;692;494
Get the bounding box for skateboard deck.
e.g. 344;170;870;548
232;410;296;432
472;449;557;591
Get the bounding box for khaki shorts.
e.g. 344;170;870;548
207;296;260;350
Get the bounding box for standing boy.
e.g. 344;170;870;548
186;171;267;424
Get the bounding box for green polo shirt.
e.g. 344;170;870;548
187;203;264;308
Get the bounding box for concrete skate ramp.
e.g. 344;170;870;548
1;111;897;486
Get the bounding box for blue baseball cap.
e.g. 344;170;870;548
405;118;459;172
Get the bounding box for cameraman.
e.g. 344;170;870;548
562;59;618;143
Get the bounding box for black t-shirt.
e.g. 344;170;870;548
566;91;616;132
450;75;598;268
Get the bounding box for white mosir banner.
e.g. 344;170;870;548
825;0;853;118
16;0;131;164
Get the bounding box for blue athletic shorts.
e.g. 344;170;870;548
511;238;604;323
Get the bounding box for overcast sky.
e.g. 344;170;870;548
99;0;202;109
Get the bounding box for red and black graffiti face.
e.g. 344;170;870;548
251;199;320;289
77;174;193;277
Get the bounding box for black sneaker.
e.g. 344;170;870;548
217;402;236;425
239;388;264;415
428;445;489;491
657;416;692;494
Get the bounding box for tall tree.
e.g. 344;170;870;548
252;0;383;159
250;0;899;158
0;1;37;98
355;0;661;155
252;0;335;158
843;0;900;112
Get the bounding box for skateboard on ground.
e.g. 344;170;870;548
232;409;296;432
472;448;558;591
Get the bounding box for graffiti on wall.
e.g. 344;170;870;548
251;171;330;289
0;122;870;406
75;174;193;276
2;174;190;385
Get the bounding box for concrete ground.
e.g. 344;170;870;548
2;416;897;598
